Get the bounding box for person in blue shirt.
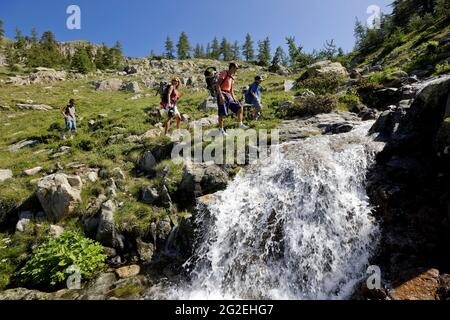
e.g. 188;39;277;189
246;75;264;120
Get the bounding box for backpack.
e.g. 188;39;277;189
245;83;256;104
158;81;171;104
204;67;220;96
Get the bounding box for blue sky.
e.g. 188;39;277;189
0;0;393;57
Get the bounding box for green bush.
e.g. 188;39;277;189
297;73;345;95
285;94;337;118
382;27;405;55
426;40;439;53
15;231;106;288
435;61;450;75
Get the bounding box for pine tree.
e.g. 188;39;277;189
270;46;287;71
211;37;221;60
220;37;233;61
193;43;205;58
257;37;271;67
110;41;124;69
94;45;107;70
286;37;302;66
30;28;38;44
205;43;212;59
242;33;255;62
164;36;175;59
71;47;95;74
27;31;65;68
353;18;367;50
177;32;191;60
231;41;240;61
0;19;4;41
5;43;19;71
322;39;337;60
435;0;450;18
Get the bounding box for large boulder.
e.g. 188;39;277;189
178;163;229;201
0;169;13;182
389;268;440;300
138;150;157;172
305;60;349;79
198;96;217;109
36;174;83;222
94;78;123;91
96;200;119;248
122;81;141;93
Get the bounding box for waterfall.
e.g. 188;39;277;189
172;121;385;300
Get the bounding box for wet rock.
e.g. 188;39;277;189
36;174;83;222
179;163;229;201
389;268;440;300
136;239;155;263
141;186;159;204
0;288;51;300
115;265;141;279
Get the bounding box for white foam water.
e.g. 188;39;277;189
172;122;384;300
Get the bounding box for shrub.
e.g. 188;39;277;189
337;92;362;111
426;41;439;53
296;73;345;95
435;61;450;75
408;13;425;32
382;27;405;55
286;94;337;118
15;231;106;289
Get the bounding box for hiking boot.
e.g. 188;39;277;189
238;123;249;129
219;128;228;136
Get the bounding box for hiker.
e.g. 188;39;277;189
245;75;264;120
61;99;78;139
161;77;183;135
216;62;248;135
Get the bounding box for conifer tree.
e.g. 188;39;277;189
177;32;191;60
242;33;255;61
165;36;175;59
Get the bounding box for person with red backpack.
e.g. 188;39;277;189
215;62;248;135
161;77;183;135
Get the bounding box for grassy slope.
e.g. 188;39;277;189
0;61;293;225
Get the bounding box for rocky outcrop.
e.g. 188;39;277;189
8;140;38;152
366;74;450;298
178;163;229;202
16;103;53;111
7;68;67;86
36;174;83;222
122;81;141;93
93;79;123;91
305;60;349;79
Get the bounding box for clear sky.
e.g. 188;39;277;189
0;0;393;57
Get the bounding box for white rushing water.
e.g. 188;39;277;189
172;122;384;300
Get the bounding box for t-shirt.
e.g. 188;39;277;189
219;70;234;92
249;82;261;99
64;106;76;121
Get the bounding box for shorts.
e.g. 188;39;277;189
161;102;180;118
217;92;242;117
65;119;77;131
251;99;263;113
